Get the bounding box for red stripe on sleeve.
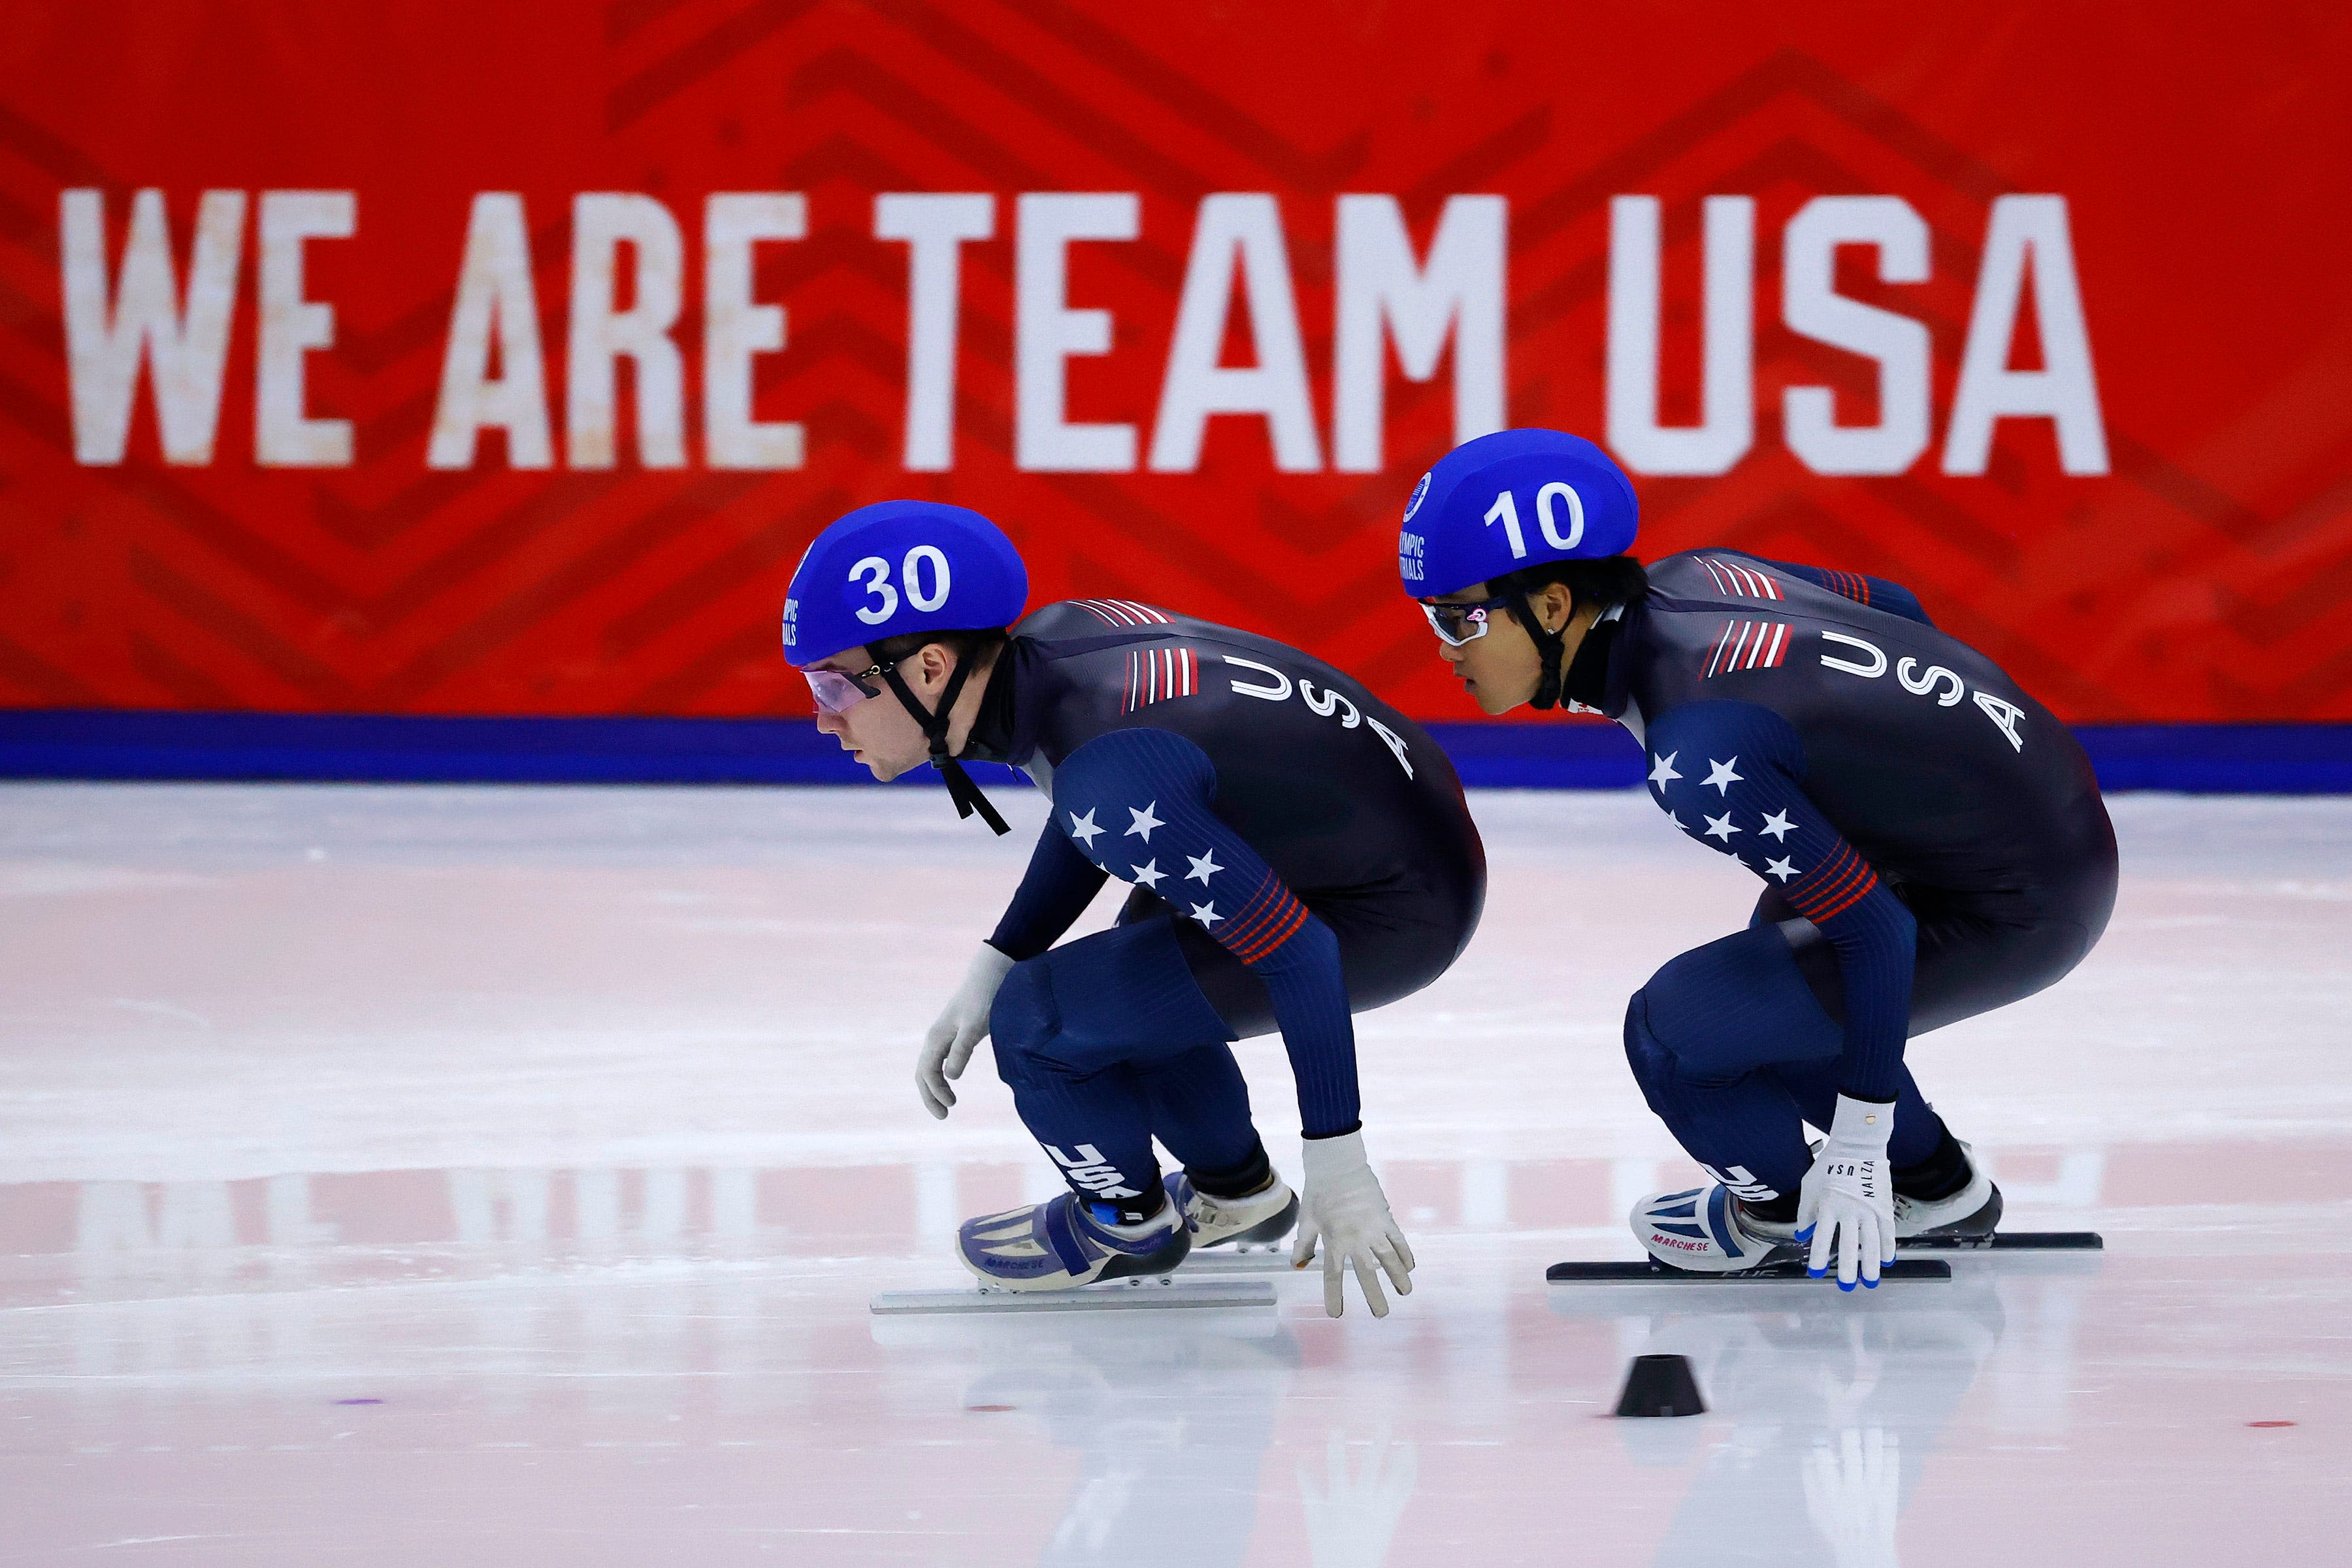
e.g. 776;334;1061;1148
1790;848;1874;918
1808;868;1881;922
1217;875;1292;949
1233;900;1310;962
1217;871;1314;963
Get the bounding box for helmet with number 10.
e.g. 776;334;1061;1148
1399;428;1640;599
784;500;1030;666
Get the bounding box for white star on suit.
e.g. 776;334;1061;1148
1190;902;1222;928
1067;808;1103;847
1759;809;1795;841
1125;802;1162;842
1648;751;1682;790
1765;856;1800;883
1131;859;1165;889
1703;811;1740;841
1186;849;1223;884
1703;757;1744;795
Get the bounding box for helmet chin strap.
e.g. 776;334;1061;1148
881;654;1010;836
1520;589;1569;711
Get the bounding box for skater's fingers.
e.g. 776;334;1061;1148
1369;1237;1412;1296
1351;1249;1390;1318
1321;1245;1347;1318
1292;1215;1321;1270
941;1037;977;1080
915;1067;953;1120
1807;1217;1834;1279
1388;1230;1417;1276
917;1029;959;1118
1837;1219;1861;1290
1857;1217;1882;1286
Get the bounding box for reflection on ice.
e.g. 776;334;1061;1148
1299;1432;1420;1568
1558;1274;2014;1567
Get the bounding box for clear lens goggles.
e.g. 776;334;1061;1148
802;664;883;714
1420;596;1512;647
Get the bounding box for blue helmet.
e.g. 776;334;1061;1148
1398;428;1639;598
784;500;1030;665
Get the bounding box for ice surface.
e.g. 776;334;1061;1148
2;783;2347;1564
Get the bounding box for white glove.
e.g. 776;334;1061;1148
916;944;1013;1120
1292;1130;1414;1318
1797;1094;1899;1288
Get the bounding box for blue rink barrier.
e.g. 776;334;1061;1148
0;710;2348;793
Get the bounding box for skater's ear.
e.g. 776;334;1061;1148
908;639;955;690
1489;555;1649;624
1504;579;1577;637
865;627;1010;685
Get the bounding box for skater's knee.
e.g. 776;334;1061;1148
1628;951;1729;1078
1622;988;1676;1101
1639;928;1842;1075
1624;985;1741;1092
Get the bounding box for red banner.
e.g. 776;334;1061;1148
2;4;2347;724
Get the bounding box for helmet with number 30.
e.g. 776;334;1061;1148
784;500;1030;665
1399;428;1640;600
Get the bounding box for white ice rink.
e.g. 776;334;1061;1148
2;782;2347;1565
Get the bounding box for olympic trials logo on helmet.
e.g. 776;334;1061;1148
1397;428;1639;600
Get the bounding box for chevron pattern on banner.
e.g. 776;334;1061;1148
0;4;2347;723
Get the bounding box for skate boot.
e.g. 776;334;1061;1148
1165;1171;1299;1250
1631;1183;1805;1273
1895;1141;2003;1243
957;1192;1190;1291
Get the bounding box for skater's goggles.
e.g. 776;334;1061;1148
802;662;887;714
1420;593;1514;647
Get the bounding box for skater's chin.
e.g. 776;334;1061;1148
1470;685;1522;717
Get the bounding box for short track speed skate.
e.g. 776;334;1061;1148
1567;1178;1949;1284
1556;1177;1950;1282
869;1190;1280;1316
1548;1160;2097;1284
957;1190;1190;1290
1884;1152;2100;1251
1890;1145;2101;1252
1171;1172;1301;1275
1627;1182;1808;1275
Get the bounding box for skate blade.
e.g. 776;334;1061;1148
1899;1230;2103;1252
1546;1258;1952;1283
870;1279;1275;1315
1176;1247;1297;1275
